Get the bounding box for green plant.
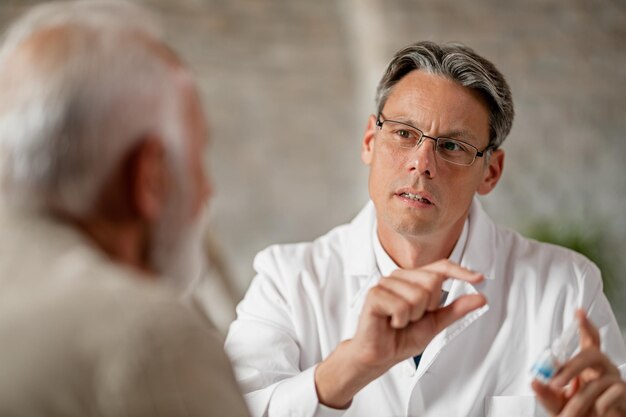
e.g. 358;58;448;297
526;221;619;303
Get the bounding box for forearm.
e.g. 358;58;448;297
314;340;389;409
236;366;346;417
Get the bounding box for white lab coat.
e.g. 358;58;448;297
226;199;626;417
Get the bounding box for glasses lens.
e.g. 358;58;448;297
380;121;421;148
436;138;477;165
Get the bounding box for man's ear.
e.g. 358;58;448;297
129;137;168;222
477;149;504;195
361;114;378;166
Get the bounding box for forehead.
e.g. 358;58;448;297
383;70;490;140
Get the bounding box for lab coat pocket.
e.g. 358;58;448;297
485;396;548;417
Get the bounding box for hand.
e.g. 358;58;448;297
315;259;487;408
532;310;626;417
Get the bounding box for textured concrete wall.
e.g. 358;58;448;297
2;0;624;331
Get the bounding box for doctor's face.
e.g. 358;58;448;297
361;70;503;243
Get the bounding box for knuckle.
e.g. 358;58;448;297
406;285;427;305
366;285;384;301
393;299;411;315
378;276;391;286
423;272;443;288
406;294;424;308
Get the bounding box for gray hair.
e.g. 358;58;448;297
0;0;188;216
375;41;514;149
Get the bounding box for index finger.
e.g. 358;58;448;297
576;309;600;349
392;259;483;286
422;259;484;284
550;349;620;390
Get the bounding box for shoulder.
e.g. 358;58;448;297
253;222;350;286
86;275;249;414
47;254;224;359
499;224;598;270
493;223;602;291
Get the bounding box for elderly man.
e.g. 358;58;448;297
226;42;626;417
0;1;249;416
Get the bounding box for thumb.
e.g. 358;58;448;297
531;379;563;416
430;294;487;334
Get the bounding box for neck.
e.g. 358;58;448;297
65;213;155;278
377;216;467;270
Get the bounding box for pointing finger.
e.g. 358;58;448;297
422;259;484;285
392;260;484;292
576;309;600;349
550;349;620;390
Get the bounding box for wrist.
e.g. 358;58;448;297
314;340;387;409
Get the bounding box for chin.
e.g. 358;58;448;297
395;222;437;238
388;210;437;236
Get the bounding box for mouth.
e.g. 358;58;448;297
397;192;434;205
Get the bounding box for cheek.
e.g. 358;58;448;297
368;151;393;188
444;167;485;199
371;144;408;174
368;148;410;199
187;156;209;218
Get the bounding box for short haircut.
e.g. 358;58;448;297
0;0;188;215
375;41;514;149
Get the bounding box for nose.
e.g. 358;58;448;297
408;135;437;178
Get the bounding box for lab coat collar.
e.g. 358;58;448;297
343;200;379;279
413;198;497;377
462;197;498;282
342;197;497;281
343;198;497;374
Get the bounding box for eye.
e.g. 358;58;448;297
439;139;468;153
395;129;414;139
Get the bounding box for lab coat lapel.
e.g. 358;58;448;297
343;201;378;280
414;280;490;378
460;197;498;279
414;198;497;378
341;199;499;378
343;201;380;338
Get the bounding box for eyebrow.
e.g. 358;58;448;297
382;114;480;143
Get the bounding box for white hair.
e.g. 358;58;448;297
0;0;188;216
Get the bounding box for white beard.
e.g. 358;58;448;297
160;211;208;294
148;176;209;294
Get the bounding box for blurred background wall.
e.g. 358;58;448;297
1;0;624;336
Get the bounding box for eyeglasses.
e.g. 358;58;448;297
375;115;491;166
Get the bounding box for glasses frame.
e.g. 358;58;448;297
375;114;492;166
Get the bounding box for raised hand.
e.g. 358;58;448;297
315;259;486;409
532;310;626;417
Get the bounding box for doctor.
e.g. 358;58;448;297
225;41;626;417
